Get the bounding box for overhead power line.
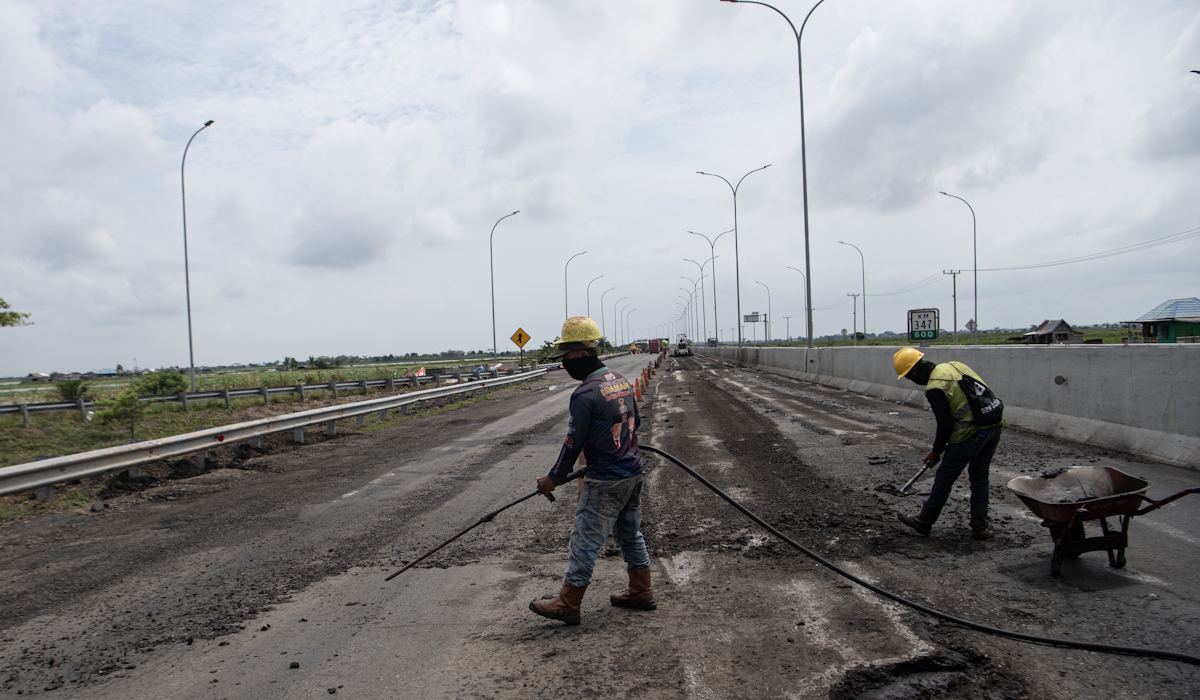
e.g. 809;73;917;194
979;225;1200;272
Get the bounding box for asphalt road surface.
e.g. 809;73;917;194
2;353;1198;698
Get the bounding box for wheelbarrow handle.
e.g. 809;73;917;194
1135;487;1200;517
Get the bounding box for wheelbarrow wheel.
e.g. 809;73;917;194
1065;521;1086;558
1114;549;1127;569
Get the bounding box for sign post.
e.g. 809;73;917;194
907;309;940;345
510;327;530;367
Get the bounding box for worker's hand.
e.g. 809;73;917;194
924;451;941;468
536;476;558;497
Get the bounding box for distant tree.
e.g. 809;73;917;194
137;370;189;396
100;390;145;440
56;380;91;402
0;298;32;327
116;363;125;373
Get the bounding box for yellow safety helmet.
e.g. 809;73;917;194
550;316;602;359
893;347;925;380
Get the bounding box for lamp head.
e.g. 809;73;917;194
204;120;214;127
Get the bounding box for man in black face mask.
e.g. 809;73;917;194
530;316;653;626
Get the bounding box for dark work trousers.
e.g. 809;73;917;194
925;428;1002;516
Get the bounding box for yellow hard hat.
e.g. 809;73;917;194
893;347;925;380
550;316;602;358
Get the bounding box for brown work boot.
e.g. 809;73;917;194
898;506;939;536
610;568;656;611
529;580;587;625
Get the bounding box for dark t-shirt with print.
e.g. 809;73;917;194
547;366;642;483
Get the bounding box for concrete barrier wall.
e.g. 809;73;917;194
695;344;1200;468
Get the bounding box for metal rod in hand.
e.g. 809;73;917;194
899;463;931;495
385;468;585;581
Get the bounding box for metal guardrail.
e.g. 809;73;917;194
0;367;541;426
0;368;548;498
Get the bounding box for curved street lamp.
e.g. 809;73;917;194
838;241;866;340
940;192;978;344
586;275;605;319
720;0;826;348
599;287;616;349
688;229;733;343
697;166;771;348
755;281;772;345
684;257;715;342
489;211;521;362
181;119;214;393
613;297;627;345
786;266;808;343
617;302;632;345
564;251;588;320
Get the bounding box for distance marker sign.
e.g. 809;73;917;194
907;309;940;342
510;328;530;349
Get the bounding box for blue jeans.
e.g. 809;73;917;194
565;474;651;588
925;428;1002;517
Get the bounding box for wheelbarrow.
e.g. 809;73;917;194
1007;466;1200;577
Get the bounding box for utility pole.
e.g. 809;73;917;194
847;293;860;346
943;270;960;345
784;315;791;342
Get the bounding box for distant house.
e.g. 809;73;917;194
26;372;50;383
1022;319;1084;345
95;368;120;377
1126;297;1200;344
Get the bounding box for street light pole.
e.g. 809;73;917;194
943;270;960;345
941;192;977;344
181;119;214;393
838;241;866;341
684;257;714;342
786;266;808;344
697;166;771;348
688;229;733;344
618;302;632;346
624;307;637;348
614;297;627;345
586;275;604;319
755;281;772;345
600;287;615;350
679;285;697;341
489;210;521;363
722;0;825;349
564;251;587;320
784;315;792;342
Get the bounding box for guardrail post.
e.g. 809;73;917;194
491;369;499;379
435;374;443;388
178;391;189;411
77;399;86;421
222;389;231;409
35;485;52;501
356;413;365;426
386;377;395;392
250;437;262;449
127;466;143;478
196;449;207;471
379;408;388;421
19;403;29;428
360;379;369;395
410;375;418;390
297;383;306;402
327;420;336;436
293;428;304;443
329;381;338;399
400;404;408;416
260;386;270;405
454;372;462;385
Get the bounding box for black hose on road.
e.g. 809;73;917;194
641;444;1200;667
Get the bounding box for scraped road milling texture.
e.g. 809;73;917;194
3;355;1199;698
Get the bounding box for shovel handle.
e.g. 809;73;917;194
900;464;931;494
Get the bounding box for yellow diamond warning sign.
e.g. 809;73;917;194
510;328;530;349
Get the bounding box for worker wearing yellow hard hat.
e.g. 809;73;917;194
893;347;1005;540
531;317;654;626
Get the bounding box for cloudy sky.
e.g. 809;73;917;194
1;0;1197;375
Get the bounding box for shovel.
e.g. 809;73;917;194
898;462;933;496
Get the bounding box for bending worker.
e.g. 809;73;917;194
530;316;655;626
893;348;1004;540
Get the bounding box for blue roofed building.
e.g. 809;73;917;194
1127;298;1200;343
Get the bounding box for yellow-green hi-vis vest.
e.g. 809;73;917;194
926;361;1005;445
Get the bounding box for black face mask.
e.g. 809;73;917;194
563;355;603;381
905;360;933;385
